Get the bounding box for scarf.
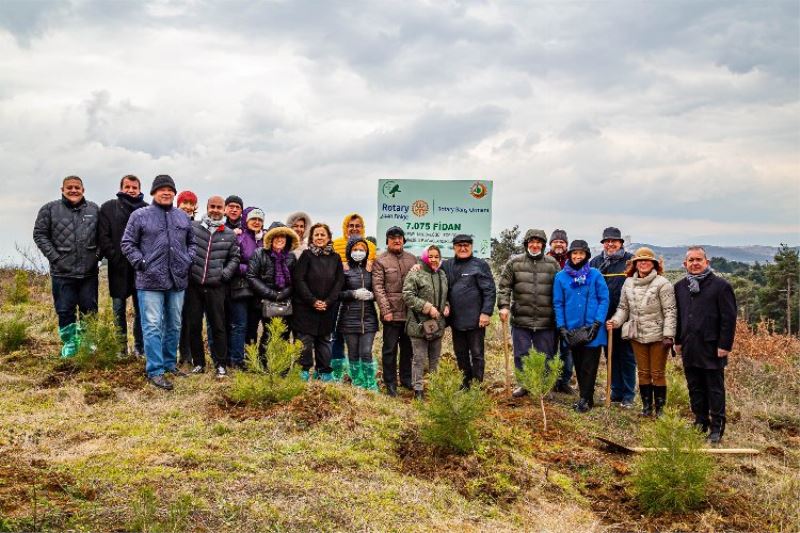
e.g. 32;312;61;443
117;191;146;213
563;259;591;287
548;250;568;268
202;214;224;231
597;247;627;273
421;247;441;272
686;267;713;294
271;249;291;289
309;242;334;256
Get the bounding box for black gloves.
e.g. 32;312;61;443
588;321;601;340
276;288;291;301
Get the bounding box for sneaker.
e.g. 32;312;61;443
574;398;592;413
168;368;188;378
708;430;722;444
512;387;529;398
149;375;173;390
191;365;205;374
216;366;227;379
619;399;635;409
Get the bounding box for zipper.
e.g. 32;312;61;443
360;266;365;334
200;228;213;284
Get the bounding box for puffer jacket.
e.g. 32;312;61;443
286;211;312;258
497;253;560;330
590;250;634;317
189;220;240;287
553;267;610;348
373;249;418;322
610;271;677;344
231;207;264;299
121;204;195;291
247;224;299;303
337;237;379;335
402;262;449;339
441;255;496;331
33;196;100;279
332;212;377;263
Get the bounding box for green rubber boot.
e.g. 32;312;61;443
300;370;311;382
58;323;78;359
319;372;334;383
349;360;363;388
330;358;346;382
361;360;379;391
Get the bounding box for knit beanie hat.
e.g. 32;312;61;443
247;208;265;222
550;229;568;243
176;190;197;206
150;175;176;195
225;195;243;208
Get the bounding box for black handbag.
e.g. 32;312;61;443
262;299;292;319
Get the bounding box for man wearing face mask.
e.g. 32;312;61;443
497;228;560;397
186;196;241;378
589;227;636;408
34;175;101;358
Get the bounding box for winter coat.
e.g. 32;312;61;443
402;263;449;339
292;248;345;336
441;255;496;331
497;253;560;330
337;237;379;335
98;193;148;298
674;273;737;370
247;225;299;303
553;267;610;348
590;250;634;318
610;271;677;344
332;213;377;263
189;221;240;287
120;204;195;291
33;196;101;279
231;207;264;299
373;249;418;322
286;211;312;259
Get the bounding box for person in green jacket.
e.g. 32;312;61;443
402;245;449;400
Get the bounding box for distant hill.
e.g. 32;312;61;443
595;244;790;270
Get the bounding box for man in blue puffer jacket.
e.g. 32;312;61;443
121;175;195;390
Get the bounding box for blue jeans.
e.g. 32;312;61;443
138;289;184;378
609;328;637;402
51;276;98;329
557;335;575;386
228;298;249;366
511;326;555;370
112;295;143;353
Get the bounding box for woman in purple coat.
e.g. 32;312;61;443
229;207;265;368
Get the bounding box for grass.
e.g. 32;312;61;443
0;269;797;531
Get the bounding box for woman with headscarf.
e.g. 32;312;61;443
291;223;345;381
553;240;610;413
247;222;299;361
402;245;449;400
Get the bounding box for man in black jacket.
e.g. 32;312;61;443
675;246;737;444
442;234;496;388
589;226;636;408
98;175;148;357
186;196;240;378
33;176;101;358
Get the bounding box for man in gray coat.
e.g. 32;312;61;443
33;176;101;358
497;228;560;397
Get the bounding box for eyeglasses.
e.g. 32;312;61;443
454;243;471;247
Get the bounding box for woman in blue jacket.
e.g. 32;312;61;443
553;240;610;413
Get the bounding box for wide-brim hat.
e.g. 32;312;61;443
601;226;624;243
567;239;592;259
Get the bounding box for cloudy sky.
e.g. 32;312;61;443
1;0;798;263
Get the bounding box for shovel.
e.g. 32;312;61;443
594;436;760;455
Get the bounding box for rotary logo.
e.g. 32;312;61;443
470;181;488;199
411;200;429;217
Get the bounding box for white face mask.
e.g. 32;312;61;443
351;250;367;263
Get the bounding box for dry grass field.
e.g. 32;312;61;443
1;268;798;532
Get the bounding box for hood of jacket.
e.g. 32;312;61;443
345;236;370;267
286;210;312;229
263;222;300;251
340;212;367;239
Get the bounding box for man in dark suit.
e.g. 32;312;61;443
674;246;737;444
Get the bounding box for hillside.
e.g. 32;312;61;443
0;269;799;532
623;244;791;270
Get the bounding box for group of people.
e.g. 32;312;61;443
33;174;737;443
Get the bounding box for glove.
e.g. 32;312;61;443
662;337;674;349
362;290;374;301
353;288;367;300
588;321;600;340
276;288;291;301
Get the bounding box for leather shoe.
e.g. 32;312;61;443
573;398;592;413
555;382;575;395
385;383;398;397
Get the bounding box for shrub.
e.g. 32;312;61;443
228;318;305;406
630;408;715;514
72;306;124;370
7;270;30;305
515;349;562;431
0;316;29;352
417;358;493;454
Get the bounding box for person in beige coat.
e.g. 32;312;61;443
607;247;676;417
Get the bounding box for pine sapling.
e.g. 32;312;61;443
515;349;563;432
